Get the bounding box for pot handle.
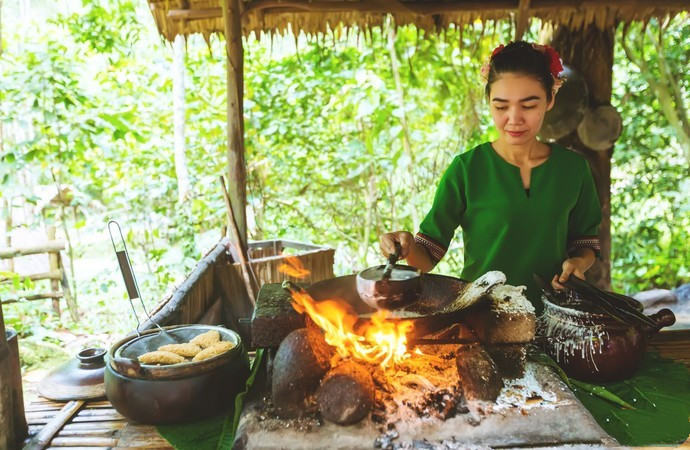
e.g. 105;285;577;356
112;357;145;378
646;308;676;336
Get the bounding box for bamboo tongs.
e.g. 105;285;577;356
559;276;657;328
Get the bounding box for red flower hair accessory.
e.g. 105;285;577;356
532;44;564;78
481;42;565;95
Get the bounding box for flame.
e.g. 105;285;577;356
289;288;414;368
278;256;310;279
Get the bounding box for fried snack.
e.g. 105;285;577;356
138;350;185;365
157;343;202;358
192;340;235;362
189;330;221;349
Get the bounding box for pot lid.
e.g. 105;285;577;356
38;347;107;401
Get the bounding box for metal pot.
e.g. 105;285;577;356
356;242;422;310
105;324;249;424
538;292;675;382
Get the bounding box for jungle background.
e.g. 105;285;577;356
1;0;688;386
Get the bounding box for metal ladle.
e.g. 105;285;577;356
108;221;181;345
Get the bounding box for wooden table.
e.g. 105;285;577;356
24;398;172;449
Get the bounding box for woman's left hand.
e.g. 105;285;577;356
552;257;587;290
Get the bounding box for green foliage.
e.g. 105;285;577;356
610;16;690;292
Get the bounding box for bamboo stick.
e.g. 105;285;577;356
24;400;84;450
220;176;257;304
0;270;62;284
50;436;119;447
0;241;65;259
1;292;63;304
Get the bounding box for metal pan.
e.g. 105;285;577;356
306;273;473;338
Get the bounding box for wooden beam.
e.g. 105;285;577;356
165;0;689;21
221;0;248;251
0;240;65;259
515;0;531;40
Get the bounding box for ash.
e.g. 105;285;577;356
492;363;558;412
372;345;465;434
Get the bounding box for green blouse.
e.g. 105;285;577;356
415;142;601;311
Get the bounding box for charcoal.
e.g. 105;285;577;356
455;344;504;402
317;361;374;425
272;328;333;418
485;344;527;379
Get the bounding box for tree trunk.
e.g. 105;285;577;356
173;34;192;203
222;0;248;250
551;24;614;290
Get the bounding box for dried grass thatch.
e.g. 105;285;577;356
147;0;687;42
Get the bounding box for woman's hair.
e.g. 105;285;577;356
484;41;555;102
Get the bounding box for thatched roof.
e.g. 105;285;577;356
147;0;687;42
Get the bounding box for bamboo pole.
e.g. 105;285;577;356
47;227;61;315
0;270;62;284
220;176;257;304
59;253;79;322
0;240;66;259
221;0;248;251
1;292;63;304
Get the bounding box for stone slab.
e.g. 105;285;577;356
233;362;616;449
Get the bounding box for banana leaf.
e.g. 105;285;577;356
158;349;265;450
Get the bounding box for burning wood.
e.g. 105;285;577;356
317;361;374;425
455;344;503;402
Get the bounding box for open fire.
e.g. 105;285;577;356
280;257;414;368
239;264;614;448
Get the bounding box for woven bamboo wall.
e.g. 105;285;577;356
145;238;335;344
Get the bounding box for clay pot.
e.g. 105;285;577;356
539;293;675;382
105;325;250;424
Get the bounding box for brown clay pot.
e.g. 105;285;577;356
105;325;249;424
539;293;675;382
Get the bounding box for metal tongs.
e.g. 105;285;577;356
534;273;656;328
108;220;182;343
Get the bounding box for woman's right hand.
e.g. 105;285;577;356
379;231;415;259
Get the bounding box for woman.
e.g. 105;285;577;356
379;41;601;311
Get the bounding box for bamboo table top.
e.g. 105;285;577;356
24;398;173;449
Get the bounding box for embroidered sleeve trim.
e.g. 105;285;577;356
414;233;447;264
567;236;601;257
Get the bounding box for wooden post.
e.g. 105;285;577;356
551;24;615;290
7;328;27;446
0;303;17;449
221;0;248;252
58;254;79;322
46;226;62;316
